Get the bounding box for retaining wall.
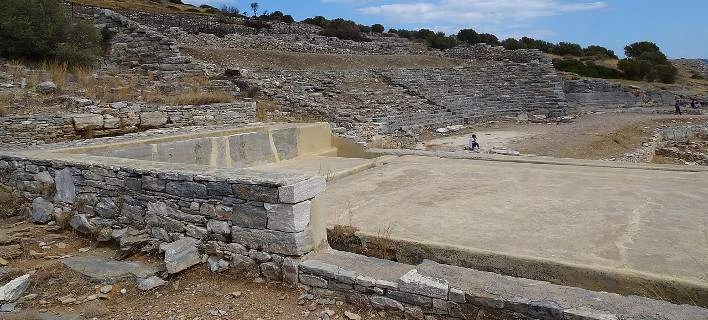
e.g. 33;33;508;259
0;102;256;148
0;127;327;282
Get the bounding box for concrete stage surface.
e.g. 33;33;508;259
322;155;708;297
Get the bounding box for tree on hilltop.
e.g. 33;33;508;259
250;2;259;17
457;29;479;44
624;41;661;58
618;41;676;83
371;24;385;33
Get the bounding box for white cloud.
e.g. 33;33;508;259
358;0;607;35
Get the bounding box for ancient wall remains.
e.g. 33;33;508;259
84;8;214;74
0;131;326;281
563;78;644;109
0;102;256;148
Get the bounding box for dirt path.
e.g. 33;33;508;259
424;113;708;160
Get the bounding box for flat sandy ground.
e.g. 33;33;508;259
322;155;708;286
423;113;708;159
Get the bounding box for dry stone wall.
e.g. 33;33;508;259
0;149;324;282
0;102;256;148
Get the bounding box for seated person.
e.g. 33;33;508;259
465;134;480;151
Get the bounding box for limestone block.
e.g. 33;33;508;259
69;214;95;234
265;201;311;232
232;184;279;203
370;296;404;311
103;114;121;129
278;176;325;204
207;219;230;235
139;111;168;128
398;269;449;299
73;114;105;131
260;262;282;280
31;197;54;224
95;198;119;219
231;226;313;256
165;181;207;198
299;260;357;284
232;202;267;229
300;274;328;288
161;237;200;274
54;168;76;204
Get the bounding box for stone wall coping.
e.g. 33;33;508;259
0;151;316;187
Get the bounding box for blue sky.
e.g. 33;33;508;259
185;0;708;58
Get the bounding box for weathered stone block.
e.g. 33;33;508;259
54;168;76;204
386;290;432;308
95;198;119;219
260;262;282;280
207;219;231;235
31;197;54;223
299;260;357;284
73;114;104;131
279;176;325;204
232;202;267;229
139;111;168;128
231;226;313;256
69;214;95;234
370;296;404;311
165;181;207;198
161;237;200;274
141;176;166;192
300;274;328;288
265;201;311;232
564;307;618;320
398;269;449;299
232;184;278;203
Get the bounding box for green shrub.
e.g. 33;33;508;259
427;32;458;50
582;45;618;59
303;16;329;28
371;24;385;33
320;19;369;42
0;0;102;66
617;41;677;83
457;29;479;44
478;33;499;46
553;59;621;79
624;41;661;58
550;42;583;56
501;38;521;50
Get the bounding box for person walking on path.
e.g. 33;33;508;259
675;99;683;115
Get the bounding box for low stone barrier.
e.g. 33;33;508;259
298;250;708;320
0;141;325;282
0;102;256;148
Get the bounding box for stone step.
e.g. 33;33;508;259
300;249;708;320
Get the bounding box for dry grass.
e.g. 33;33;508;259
0;95;9;116
0;183;27;218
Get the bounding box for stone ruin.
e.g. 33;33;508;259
0;6;707;320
